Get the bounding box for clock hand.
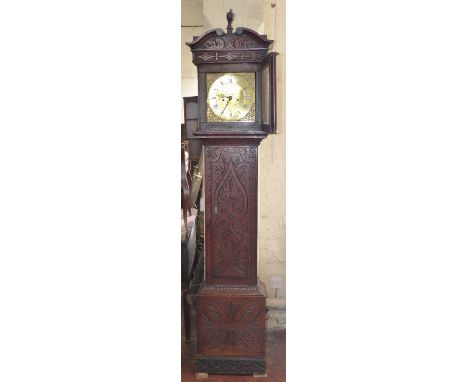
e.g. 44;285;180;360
221;96;232;115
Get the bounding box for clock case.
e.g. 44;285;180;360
187;24;278;135
186;13;278;376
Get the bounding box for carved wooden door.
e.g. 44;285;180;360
204;142;259;286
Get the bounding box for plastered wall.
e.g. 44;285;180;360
181;0;286;310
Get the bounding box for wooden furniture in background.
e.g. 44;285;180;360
181;138;204;341
181;143;191;236
183;96;202;169
181;208;197;341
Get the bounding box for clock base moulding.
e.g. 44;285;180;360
195;356;266;376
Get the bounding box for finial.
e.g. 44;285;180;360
226;9;234;34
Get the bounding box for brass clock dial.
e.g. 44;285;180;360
206;72;255;122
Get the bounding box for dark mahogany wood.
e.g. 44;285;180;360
204;139;261;286
186;9;277;376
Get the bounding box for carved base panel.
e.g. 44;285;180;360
195;356;266;375
196;284;266;363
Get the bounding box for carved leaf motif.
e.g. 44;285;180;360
204;302;227;324
235;326;259;353
235;302;260;323
213;238;248;278
203;326;226;350
202;37;229;49
216;163;247;216
213;218;229;238
219;51;239;60
231;218;244;237
198;52;216;61
201;35;259;50
201;302;229;349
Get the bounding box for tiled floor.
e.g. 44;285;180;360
181;315;286;382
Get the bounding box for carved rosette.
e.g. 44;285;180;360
205;145;258;283
197;298;264;356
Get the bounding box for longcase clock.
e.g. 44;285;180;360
186;9;278;376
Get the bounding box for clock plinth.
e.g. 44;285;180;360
186;10;278;376
195;282;266;375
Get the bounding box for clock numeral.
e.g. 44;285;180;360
213;103;219;109
220;81;224;85
243;104;248;109
228;77;233;83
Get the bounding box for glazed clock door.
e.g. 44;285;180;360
206;72;256;122
261;52;278;134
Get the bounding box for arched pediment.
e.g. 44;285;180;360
187;27;272;51
186;11;273;64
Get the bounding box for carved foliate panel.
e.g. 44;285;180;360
200;34;263;50
204;144;258;285
187;27;273;64
197;297;265;356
